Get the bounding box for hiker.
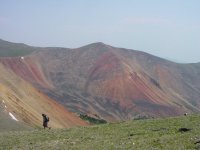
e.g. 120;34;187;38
42;114;51;129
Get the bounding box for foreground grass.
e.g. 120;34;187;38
1;115;200;149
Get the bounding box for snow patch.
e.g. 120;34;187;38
21;57;24;60
9;112;18;121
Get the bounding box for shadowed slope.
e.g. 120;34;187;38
0;39;38;57
0;107;32;132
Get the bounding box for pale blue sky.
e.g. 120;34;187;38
0;0;200;63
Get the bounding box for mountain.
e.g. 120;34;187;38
0;61;88;130
0;39;39;57
0;39;200;125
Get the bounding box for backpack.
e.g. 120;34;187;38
45;116;49;122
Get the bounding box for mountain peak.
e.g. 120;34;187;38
78;42;110;49
92;42;107;46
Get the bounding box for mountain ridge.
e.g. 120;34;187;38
0;38;191;64
0;39;200;128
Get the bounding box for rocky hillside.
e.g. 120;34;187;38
0;39;200;124
0;63;88;129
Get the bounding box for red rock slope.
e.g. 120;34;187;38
0;63;88;128
1;41;200;122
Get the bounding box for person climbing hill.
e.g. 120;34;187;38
42;114;51;129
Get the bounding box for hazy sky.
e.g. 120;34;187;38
0;0;200;63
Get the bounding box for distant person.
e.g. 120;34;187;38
42;114;51;129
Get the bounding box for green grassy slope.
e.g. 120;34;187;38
0;39;39;57
1;114;200;149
